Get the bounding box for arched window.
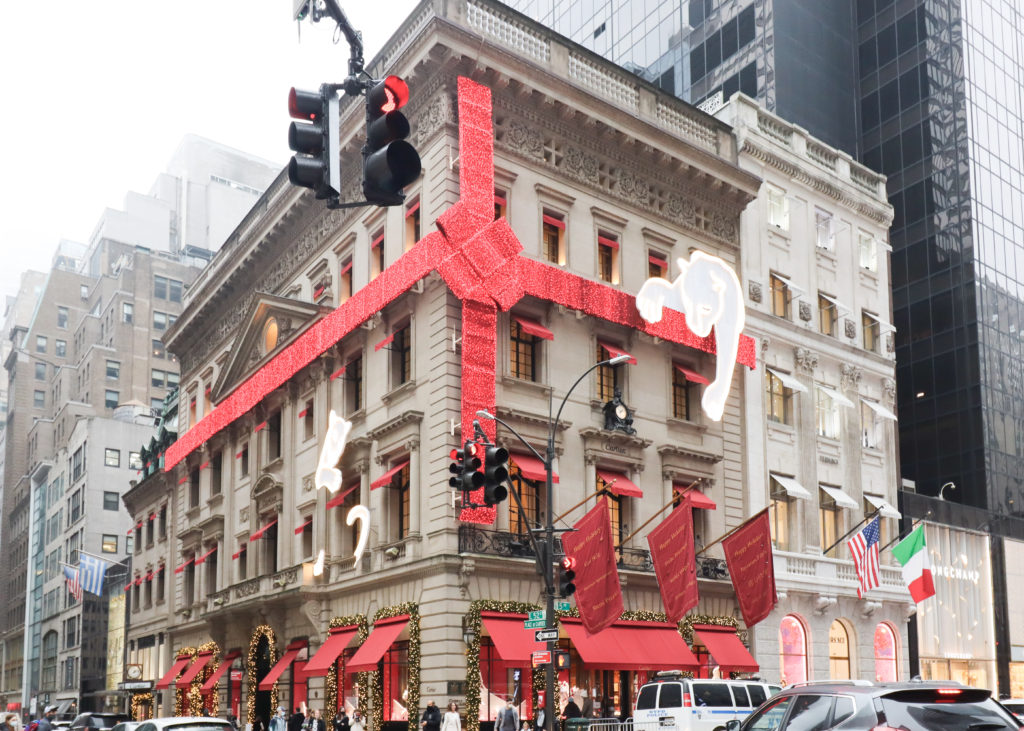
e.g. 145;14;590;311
829;620;851;679
779;615;808;685
874;622;898;682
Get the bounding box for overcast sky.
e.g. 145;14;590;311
0;0;419;304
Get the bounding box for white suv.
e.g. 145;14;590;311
633;675;780;731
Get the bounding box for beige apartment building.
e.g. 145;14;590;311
121;0;906;727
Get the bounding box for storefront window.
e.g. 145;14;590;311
779;615;808;685
336;647;359;713
479;639;532;722
874;623;898;682
560;652;630;721
829;621;851;679
381;641;409;723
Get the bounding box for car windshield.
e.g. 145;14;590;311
881;697;1018;730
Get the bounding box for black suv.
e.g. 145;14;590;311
724;681;1019;730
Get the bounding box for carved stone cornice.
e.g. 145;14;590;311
366;410;424;442
196;514;224;541
579;427;651;469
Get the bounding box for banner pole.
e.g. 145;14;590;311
620;479;701;546
821;508;881;556
552;488;604;525
695;507;771;557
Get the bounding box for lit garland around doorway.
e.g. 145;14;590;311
189;641;221;717
246;625;279;726
174;647;197;716
324;614;369;718
130;692;153;720
368;603;419;731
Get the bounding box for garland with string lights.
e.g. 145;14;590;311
174;647;197;716
324;614;369;718
679;614;739;644
130;692;153;720
247;625;280;725
188;641;221;717
463;600;542;727
368;603;420;731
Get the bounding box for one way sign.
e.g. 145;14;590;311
534;629;558;642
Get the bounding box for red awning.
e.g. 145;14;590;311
542;214;565;230
693;625;759;673
481;613;545;664
597;235;620;251
598;341;637;365
562;619;699;671
371;461;409;490
648;254;667;267
674;363;710;385
250;518;278;542
155;654;194;690
258;639;308;691
176;651;215;689
596;469;643;498
675;484;717;511
5;703;20;711
347;615;410;672
303;625;360;677
194;546;217;565
511;452;558;484
405;201;420;217
513;315;554;341
201;650;241;696
173;556;194;575
294;518;313;535
371;234;384;249
326;484;359;510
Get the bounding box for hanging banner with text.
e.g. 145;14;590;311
647;502;699;622
722;508;777;627
562;499;623;635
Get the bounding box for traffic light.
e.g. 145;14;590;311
362;75;422;206
558;555;577;597
448;448;465;490
483;445;509;506
454;441;483;496
288;85;341;200
554;651;571;671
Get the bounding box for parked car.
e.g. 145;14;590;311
1000;698;1024;723
725;680;1019;731
70;714;130;731
111;722;142;731
634;672;781;731
133;718;232;731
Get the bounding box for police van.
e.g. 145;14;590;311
632;672;780;731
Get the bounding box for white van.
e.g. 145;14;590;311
632;674;780;731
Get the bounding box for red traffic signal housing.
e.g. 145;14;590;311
363;75;421;206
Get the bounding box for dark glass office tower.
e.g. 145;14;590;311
502;0;860;154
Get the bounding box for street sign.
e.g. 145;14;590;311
555;601;572;611
528;610;545;621
535;628;559;642
531;650;551;667
524;619;546;629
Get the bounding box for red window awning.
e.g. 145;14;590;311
597;341;637;365
258;639;308;691
596;469;643;498
294;518;313;536
561;618;699;671
347;615;410;673
542;214;565;230
648;254;667;267
194;546;217;565
371;461;409;490
674;363;710;385
674;484;717;511
511;452;558;484
200;650;241;696
597;235;620;251
176;650;215;689
250;518;278;542
693;624;759;673
326;484;359;510
513;315;554;341
155;654;194;690
173;556;194;575
405;201;420;218
481;613;545;664
303;625;360;677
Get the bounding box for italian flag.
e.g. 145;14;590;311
892;524;936;603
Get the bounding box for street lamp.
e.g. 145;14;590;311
477;352;631;731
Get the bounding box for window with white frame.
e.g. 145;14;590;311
814;209;834;250
770;273;792;319
859;231;878;271
769;478;792;551
766;185;790;230
766;370;795;426
818;293;838;337
815;385;842;439
862;401;882;449
819;488;840;557
862;311;881;352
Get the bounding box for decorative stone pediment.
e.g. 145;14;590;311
212;292;327;402
657;443;721;481
252;473;284;516
196;514;225;543
579;427;651;469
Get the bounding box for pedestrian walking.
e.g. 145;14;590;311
533;708;545;731
440;702;460;731
253;716;268;731
579;692;592;720
225;714;238;731
311;710;326;731
35;707;56;731
271;708;288;731
332;709;349;731
349;712;364;731
289;709;305;731
560;699;581;721
496;700;519;731
2;713;18;731
420;701;441;731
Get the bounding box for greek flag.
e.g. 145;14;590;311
79;553;110;595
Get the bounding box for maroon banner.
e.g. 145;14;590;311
562;499;623;635
722;509;777;627
647;503;699;622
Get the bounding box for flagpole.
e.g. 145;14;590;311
821;508;881;557
620;479;701;547
551;487;605;525
695;507;771;557
878;510;932;553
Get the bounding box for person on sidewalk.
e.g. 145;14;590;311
439;702;460;731
420;701;442;731
496;700;519;731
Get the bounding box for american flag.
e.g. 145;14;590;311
63;565;83;602
848;516;881;597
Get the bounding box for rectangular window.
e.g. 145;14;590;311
152;339;166;359
819;489;840;558
80;284;89;299
268;411;282;462
34;390;45;408
122;302;133;324
189;469;200;509
101;535;118;554
404;199;420;251
303;399;315;441
815;385;841;439
103;492;119;511
597;233;619;284
766;370;794;425
57;306;68;329
104;448;120;468
862;311;880;352
169;279;182;303
106;360;120;379
36;362;47;380
510;320;539;382
494;190;507;221
154;276;168;299
397;464;411;539
371;230;385;279
862;402;882;449
36;335;47;353
766;185;790;230
770;274;791;319
240;444;250;477
339;258;353;304
672;366;692;420
392;326;411;386
104;390;119;409
814;209;834;250
153;311;167;331
859;232;878;271
72;447;85;482
300;516;314;558
769;482;791;551
508;463;542;536
648;251;668;279
238;545;248;581
596;342;621;402
146;516;154;546
55;340;66;357
345;356;363;414
542;212;566;265
159;506;167;539
818;294;838;337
